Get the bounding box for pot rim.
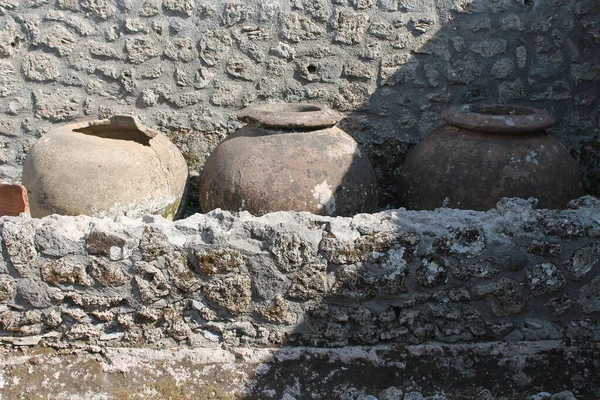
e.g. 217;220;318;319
442;104;555;133
238;103;343;129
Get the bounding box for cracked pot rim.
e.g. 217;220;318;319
237;103;343;130
442;104;556;134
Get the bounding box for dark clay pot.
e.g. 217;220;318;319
199;103;377;216
399;104;584;210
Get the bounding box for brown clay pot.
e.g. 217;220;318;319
0;183;30;216
199;103;377;216
23;115;188;219
399;104;584;210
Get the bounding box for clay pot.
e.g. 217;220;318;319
399;104;584;210
199;103;377;216
23;115;188;219
0;183;29;216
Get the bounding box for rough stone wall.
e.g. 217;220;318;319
0;0;599;205
1;196;599;349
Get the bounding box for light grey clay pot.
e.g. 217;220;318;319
23;115;188;219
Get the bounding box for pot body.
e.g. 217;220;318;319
23;115;188;219
199;104;377;216
399;105;584;210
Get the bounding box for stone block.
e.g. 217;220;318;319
33;89;80;121
21;53;60;82
40;24;76;55
567;243;600;280
88;258;128;287
525;263;566;295
446;55;481;84
40;258;93;287
0;62;21;96
162;0;195;16
0;275;15;303
80;0;116;20
198;29;232;66
578;276;600;314
0;17;23;57
163;38;197;62
125;37;160;64
226;56;258;81
469;38;507;57
202;274;252;314
333;10;370;44
281;13;324;42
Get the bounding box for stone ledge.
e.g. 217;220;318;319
0;341;598;398
1;197;599;350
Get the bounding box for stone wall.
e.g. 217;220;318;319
1;197;599;349
0;0;599;206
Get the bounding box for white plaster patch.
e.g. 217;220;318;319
525;150;539;165
328;142;361;159
311;180;336;214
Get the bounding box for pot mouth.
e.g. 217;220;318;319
72;115;157;146
443;104;555;133
238;103;343;129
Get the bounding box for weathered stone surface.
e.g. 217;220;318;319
163;38;197;62
0;17;23;57
474;278;527;317
21;52;60;81
32;89;80;121
45;11;95;36
0;274;15;303
134;262;169;302
17;278;52;308
79;0;116;20
40;258;93;287
0;203;596;355
567;243;600;280
416;257;448;288
0;62;20;96
281;13;324;42
125;37;160;64
202;274;252;314
195;246;245;276
333;10;370;44
198;29;232;66
2;218;38;276
162;0;195;17
225;56;258;81
469;38;506;57
446;55;481;84
88;258;127;287
0;0;596;368
40;24;76;55
579;276;600;314
525;263;566;295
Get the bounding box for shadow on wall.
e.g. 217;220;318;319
331;0;600;207
179;0;600;213
222;200;600;398
223;0;600;397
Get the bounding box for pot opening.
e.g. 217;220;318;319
263;104;323;113
467;104;534;116
442;104;555;134
73;115;156;146
238;103;343;130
